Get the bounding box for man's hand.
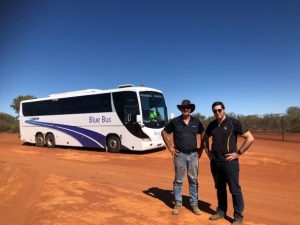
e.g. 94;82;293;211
169;146;180;157
161;130;179;157
197;150;201;159
204;148;212;160
197;147;205;159
225;152;240;161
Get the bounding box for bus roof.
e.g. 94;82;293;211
21;85;163;103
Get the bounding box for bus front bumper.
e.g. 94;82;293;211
139;139;165;151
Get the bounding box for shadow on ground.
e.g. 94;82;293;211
22;142;165;154
143;187;234;223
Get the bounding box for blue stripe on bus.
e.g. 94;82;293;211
25;120;106;148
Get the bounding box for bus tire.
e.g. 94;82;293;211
46;133;56;148
35;133;45;147
107;136;121;153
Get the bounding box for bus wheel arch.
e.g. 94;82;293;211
106;134;121;153
35;132;45;147
45;133;56;148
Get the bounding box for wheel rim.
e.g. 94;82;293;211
109;140;117;148
36;134;44;147
46;134;55;147
37;135;43;144
47;139;52;146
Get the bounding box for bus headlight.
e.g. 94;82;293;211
142;138;151;142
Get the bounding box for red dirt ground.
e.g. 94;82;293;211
0;133;299;225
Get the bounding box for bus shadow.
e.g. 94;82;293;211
121;147;166;155
21;142;106;152
22;142;165;154
22;142;35;146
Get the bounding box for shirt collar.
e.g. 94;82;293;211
178;115;195;122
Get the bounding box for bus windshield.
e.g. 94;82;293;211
140;91;168;128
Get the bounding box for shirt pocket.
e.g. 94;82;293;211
191;125;198;134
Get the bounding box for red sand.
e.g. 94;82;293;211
0;133;299;225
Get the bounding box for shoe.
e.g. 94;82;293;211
191;205;201;215
172;204;181;215
209;212;224;221
232;219;243;225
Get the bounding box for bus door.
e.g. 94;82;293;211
113;91;149;140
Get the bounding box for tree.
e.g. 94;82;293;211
286;106;300;132
191;112;206;125
286;106;300;117
10;95;36;115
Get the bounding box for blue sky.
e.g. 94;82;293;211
1;0;299;118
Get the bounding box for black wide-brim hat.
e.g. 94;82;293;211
177;99;195;113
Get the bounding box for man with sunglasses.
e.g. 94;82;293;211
161;99;204;215
202;101;254;225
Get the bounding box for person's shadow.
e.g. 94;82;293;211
143;187;233;223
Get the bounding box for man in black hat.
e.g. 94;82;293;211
161;99;204;215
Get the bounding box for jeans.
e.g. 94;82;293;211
173;151;199;206
210;160;244;220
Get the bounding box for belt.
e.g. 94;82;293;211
180;150;198;154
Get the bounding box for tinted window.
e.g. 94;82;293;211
22;93;112;116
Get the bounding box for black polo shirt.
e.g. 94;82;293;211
205;116;248;162
164;115;204;153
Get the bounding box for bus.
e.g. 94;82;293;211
19;84;168;153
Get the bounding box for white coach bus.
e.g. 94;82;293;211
19;84;168;153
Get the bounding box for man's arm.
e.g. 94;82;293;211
225;131;254;161
197;133;203;159
202;134;212;160
161;130;179;156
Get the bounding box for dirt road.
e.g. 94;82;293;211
0;133;299;225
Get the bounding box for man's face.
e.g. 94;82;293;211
212;105;224;120
181;106;191;116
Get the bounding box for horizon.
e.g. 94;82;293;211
1;1;300;118
4;84;297;118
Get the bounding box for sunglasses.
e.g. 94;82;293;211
181;106;191;110
213;109;223;113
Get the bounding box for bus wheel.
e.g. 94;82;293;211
46;133;56;148
107;136;121;153
35;133;45;147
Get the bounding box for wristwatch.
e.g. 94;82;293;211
236;150;242;155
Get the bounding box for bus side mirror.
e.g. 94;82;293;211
170;113;175;119
136;114;141;123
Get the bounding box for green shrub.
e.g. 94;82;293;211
0;113;19;133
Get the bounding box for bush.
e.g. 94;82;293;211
0;113;19;133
